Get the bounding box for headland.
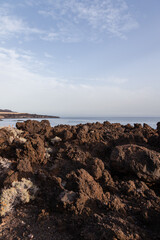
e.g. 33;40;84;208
0;109;59;119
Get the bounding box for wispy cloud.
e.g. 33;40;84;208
0;5;43;40
39;0;139;41
0;47;70;87
0;0;138;43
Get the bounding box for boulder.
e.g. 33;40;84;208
66;169;106;212
16;120;51;136
110;144;160;182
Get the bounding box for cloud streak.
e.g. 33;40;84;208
0;0;138;43
0;5;43;40
39;0;138;41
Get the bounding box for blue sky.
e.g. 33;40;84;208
0;0;160;116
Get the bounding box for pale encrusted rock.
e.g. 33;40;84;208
51;136;62;144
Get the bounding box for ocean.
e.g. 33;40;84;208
0;117;160;129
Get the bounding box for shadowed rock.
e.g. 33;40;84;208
110;144;160;182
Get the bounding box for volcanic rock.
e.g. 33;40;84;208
0;120;160;240
110;144;160;182
16;120;51;137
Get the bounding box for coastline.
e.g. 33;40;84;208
0;111;59;119
0;116;160;129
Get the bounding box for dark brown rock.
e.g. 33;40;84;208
66;168;106;213
17;158;33;173
86;157;104;180
62;130;73;140
0;128;12;146
110;144;160;182
16;120;51;136
4;171;18;185
102;170;116;192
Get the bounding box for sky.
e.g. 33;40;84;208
0;0;160;117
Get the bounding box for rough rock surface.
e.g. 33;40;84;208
0;120;160;240
110;144;160;182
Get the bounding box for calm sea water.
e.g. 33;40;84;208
0;117;160;129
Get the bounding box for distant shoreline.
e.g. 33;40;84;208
0;110;59;119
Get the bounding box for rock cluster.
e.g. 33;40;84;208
0;120;160;240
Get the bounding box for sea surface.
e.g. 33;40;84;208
0;117;160;129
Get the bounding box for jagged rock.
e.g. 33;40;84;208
66;169;106;212
62;130;73;140
16;120;51;136
1;120;160;240
0;128;12;145
110;144;160;182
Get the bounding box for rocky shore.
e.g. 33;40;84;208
0;120;160;240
